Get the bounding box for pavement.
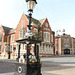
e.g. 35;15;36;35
0;55;75;75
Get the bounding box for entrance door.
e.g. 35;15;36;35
64;49;70;54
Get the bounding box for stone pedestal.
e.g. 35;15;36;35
14;62;42;75
14;63;26;75
27;63;42;75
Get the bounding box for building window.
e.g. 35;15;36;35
44;32;46;41
19;28;26;39
21;44;24;50
43;44;44;50
44;32;50;42
64;37;69;42
47;45;49;50
16;44;18;51
47;33;50;42
51;46;53;51
20;44;24;50
49;45;50;51
0;34;2;41
3;46;5;52
11;34;15;42
22;21;24;27
10;45;13;51
19;30;23;39
46;45;47;50
44;45;46;51
0;45;1;51
39;43;41;50
45;23;48;27
7;36;9;43
51;34;53;42
23;29;26;38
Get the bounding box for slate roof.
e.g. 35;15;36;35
9;29;16;34
2;25;13;35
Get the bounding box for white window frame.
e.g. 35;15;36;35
10;45;13;51
19;30;23;39
51;46;53;51
16;44;18;51
64;37;69;42
49;45;50;51
45;23;48;27
44;32;50;42
51;34;53;42
11;34;15;42
7;36;9;43
22;21;24;27
19;28;26;39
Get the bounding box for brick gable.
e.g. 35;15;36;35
15;13;29;40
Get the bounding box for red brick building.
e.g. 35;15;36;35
55;34;75;55
73;38;75;54
0;13;55;58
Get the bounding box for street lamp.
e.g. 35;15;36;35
25;0;37;75
25;0;37;64
26;0;37;12
25;0;37;32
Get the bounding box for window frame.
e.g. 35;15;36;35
11;34;15;42
44;32;50;42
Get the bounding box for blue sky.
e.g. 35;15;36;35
0;0;75;37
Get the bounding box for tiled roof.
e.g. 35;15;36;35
2;25;13;35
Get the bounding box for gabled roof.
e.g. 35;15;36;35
26;15;41;25
39;18;46;25
9;29;16;34
2;25;13;35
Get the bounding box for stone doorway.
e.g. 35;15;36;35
64;49;70;54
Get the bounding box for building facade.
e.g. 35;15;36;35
55;34;74;55
73;38;75;54
0;13;55;58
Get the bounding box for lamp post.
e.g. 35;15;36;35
25;0;37;75
25;0;37;60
